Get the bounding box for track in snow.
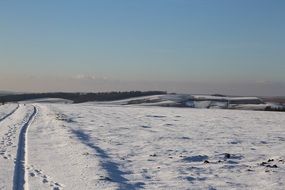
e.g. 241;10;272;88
13;106;37;190
0;104;20;123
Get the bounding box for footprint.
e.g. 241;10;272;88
28;166;64;189
54;182;61;187
35;169;42;174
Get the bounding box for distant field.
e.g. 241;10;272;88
261;97;285;104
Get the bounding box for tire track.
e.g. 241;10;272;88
0;104;20;123
13;106;37;190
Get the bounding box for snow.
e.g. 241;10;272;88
20;98;73;104
228;104;269;110
0;104;35;189
0;104;19;121
92;94;272;110
0;101;285;190
193;95;261;101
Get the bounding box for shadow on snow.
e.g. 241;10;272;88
71;129;144;190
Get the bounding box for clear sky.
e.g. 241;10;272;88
1;0;285;95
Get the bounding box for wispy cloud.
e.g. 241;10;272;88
73;74;108;80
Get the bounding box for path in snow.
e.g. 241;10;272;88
0;104;19;123
0;105;61;190
13;106;37;190
0;105;35;189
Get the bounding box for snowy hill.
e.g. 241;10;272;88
0;102;284;189
95;94;284;111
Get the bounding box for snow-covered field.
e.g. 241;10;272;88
0;102;285;190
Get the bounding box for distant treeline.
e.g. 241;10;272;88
0;91;167;104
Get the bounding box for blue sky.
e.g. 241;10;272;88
0;0;285;95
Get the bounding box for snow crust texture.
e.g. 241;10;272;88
0;103;285;190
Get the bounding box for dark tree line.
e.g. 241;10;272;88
0;91;167;104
